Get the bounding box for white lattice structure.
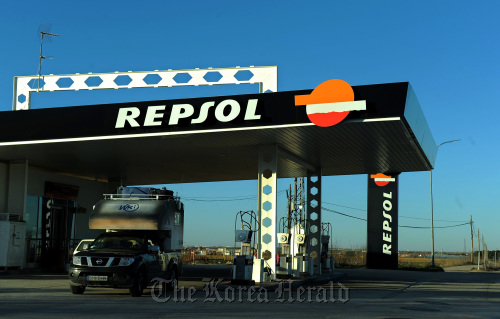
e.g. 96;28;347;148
13;66;278;110
257;145;278;280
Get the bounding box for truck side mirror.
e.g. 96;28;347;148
148;245;160;253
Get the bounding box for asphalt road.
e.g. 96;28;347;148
1;265;500;318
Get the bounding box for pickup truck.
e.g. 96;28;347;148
68;186;185;297
69;230;181;296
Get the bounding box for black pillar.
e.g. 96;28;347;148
366;173;399;269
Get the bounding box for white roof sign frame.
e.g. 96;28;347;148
13;66;278;110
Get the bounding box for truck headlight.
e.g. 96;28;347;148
73;256;82;266
119;257;135;266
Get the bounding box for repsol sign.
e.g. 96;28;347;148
366;173;399;269
115;99;262;129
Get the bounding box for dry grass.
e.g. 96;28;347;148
333;249;471;270
333;250;366;268
399;257;470;268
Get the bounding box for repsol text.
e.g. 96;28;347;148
115;99;261;128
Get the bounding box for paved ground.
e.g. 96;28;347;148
1;265;500;318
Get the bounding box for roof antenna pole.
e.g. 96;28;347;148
37;32;44;93
37;24;59;93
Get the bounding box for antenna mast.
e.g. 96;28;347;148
37;24;59;92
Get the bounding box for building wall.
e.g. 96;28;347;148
0;162;7;213
27;168;109;239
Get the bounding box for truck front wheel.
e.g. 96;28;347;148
70;285;86;294
129;269;146;297
166;267;178;291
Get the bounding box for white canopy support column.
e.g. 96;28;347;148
5;160;28;269
306;170;322;275
257;145;277;280
7;160;28;220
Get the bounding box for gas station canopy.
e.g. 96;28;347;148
0;81;436;185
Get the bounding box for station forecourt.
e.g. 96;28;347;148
0;66;436;277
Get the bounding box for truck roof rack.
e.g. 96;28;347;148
103;193;179;201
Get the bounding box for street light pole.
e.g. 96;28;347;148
430;169;435;266
430;139;461;267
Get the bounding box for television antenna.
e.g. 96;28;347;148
37;24;59;92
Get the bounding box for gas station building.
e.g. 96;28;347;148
0;66;436;274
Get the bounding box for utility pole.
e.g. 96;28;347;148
477;229;481;270
482;235;486;269
299;177;305;224
470;216;474;264
286;186;292;234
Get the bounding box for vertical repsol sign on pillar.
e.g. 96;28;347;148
367;173;399;269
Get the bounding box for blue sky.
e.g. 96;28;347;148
1;1;498;251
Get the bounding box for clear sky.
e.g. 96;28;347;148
1;0;498;252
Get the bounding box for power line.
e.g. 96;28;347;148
182;194;470;229
322;207;470;229
182;189;287;202
399;222;470;229
399;215;467;223
323;201;366;212
322;201;468;223
322;207;367;221
183;196;257;202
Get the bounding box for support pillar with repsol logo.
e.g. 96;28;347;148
366;173;399;269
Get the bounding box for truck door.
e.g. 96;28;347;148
146;239;161;281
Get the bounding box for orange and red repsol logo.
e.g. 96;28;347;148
295;79;366;127
114;79;366;129
370;173;396;187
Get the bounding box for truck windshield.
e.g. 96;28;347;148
90;235;144;250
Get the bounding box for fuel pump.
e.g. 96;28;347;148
321;222;334;273
232;210;259;284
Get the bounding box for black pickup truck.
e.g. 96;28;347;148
68;230;181;297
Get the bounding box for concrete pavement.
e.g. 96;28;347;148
1;265;500;318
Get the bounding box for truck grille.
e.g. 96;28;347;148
90;257;110;267
78;257;121;267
